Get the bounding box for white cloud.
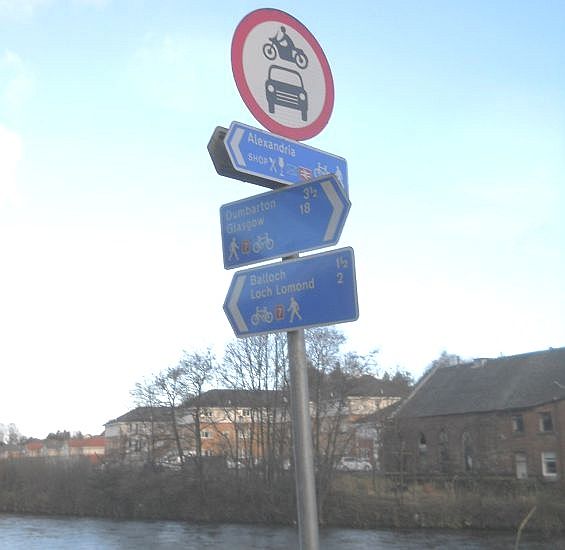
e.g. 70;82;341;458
1;50;34;111
0;124;22;206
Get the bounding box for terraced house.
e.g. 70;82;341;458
104;390;291;468
0;436;105;464
105;378;409;470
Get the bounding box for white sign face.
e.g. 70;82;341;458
232;9;334;141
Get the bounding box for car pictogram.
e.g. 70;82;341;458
265;65;308;122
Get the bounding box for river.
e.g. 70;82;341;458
0;514;561;549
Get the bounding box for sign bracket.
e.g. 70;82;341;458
208;126;288;190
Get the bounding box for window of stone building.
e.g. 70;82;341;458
541;451;557;478
511;414;524;433
462;432;473;472
418;432;427;451
438;428;449;472
201;430;210;439
439;429;448;444
515;452;528;479
539;412;553;433
417;433;427;468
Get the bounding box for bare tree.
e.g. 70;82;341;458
130;378;165;466
305;327;345;467
177;348;215;496
305;328;381;517
421;351;462;378
129;349;215;471
153;365;190;467
220;334;291;483
0;423;23;446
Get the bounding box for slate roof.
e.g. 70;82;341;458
184;389;283;408
396;347;565;418
105;406;174;425
106;391;288;426
347;375;411;398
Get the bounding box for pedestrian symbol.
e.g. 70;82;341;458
288;296;302;322
228;237;239;261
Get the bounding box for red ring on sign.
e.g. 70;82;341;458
232;8;334;141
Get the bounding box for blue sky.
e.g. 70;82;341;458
1;0;563;438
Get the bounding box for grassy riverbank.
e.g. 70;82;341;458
325;474;565;536
0;458;563;537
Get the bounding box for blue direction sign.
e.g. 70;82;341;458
221;175;350;270
224;121;348;195
224;247;358;337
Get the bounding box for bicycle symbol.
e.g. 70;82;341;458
313;162;329;178
251;306;274;326
252;233;275;254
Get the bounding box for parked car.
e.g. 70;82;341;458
336;457;372;471
156;455;182;470
226;458;245;469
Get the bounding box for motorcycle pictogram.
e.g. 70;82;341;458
263;26;308;69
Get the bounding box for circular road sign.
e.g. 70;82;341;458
231;8;334;141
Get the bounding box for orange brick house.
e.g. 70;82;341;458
68;436;106;463
105;380;410;469
0;436;105;463
184;389;291;466
104;390;290;467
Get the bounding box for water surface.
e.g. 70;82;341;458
0;514;559;549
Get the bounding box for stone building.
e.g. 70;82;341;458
383;347;565;481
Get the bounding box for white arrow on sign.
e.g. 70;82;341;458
228;126;246;167
321;179;345;242
226;274;247;333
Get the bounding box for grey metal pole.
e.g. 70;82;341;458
288;328;319;550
